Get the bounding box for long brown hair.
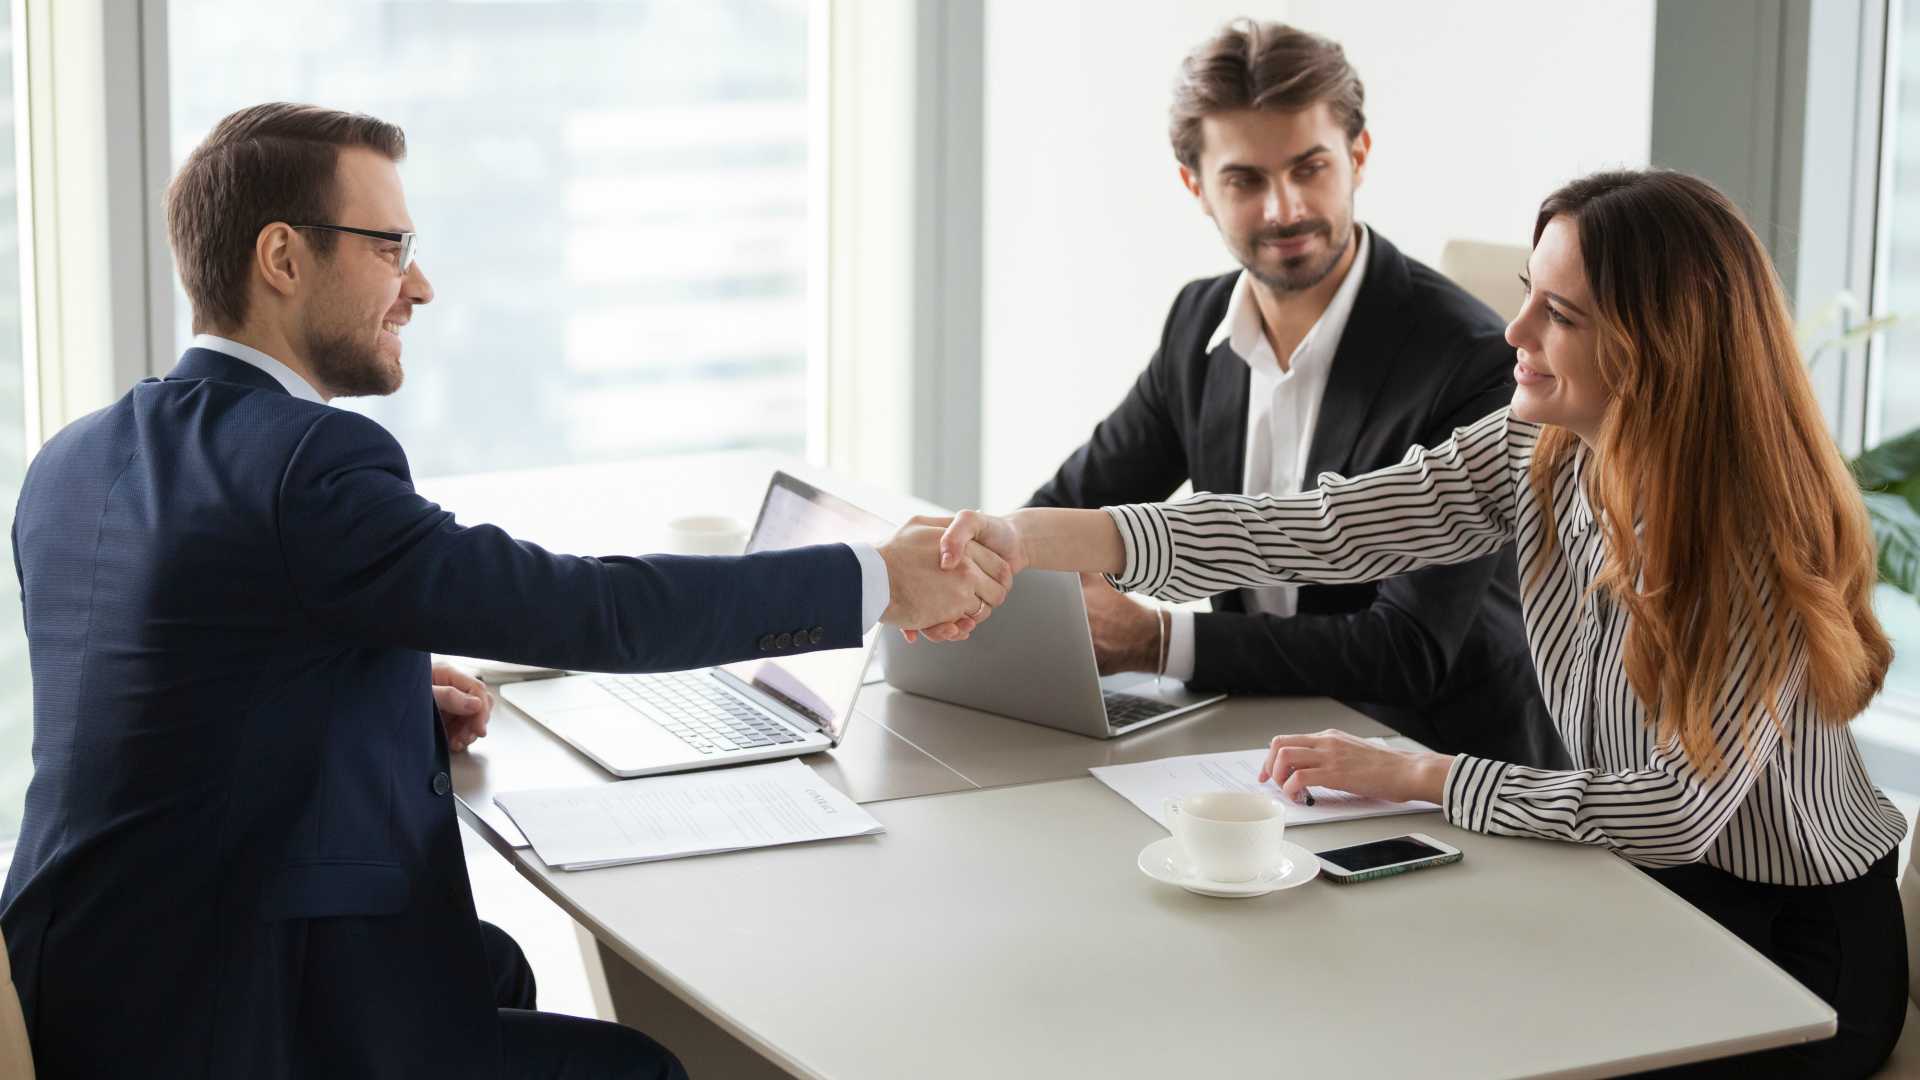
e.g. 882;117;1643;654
1527;170;1890;769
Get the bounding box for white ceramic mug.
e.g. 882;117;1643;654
665;514;747;556
1163;791;1287;883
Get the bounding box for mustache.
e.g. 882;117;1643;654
1254;220;1333;244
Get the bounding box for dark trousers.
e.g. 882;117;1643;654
481;921;690;1080
1635;849;1907;1078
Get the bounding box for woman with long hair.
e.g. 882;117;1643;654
932;170;1908;1076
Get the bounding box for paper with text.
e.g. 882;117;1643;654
1090;742;1439;829
496;759;884;871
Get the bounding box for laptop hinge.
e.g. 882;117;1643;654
710;668;827;736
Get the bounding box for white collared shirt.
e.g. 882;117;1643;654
1165;226;1372;680
190;334;328;404
184;334;892;630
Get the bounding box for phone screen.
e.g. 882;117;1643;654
1318;836;1447;873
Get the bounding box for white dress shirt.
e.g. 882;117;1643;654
192;334;328;404
188;334;893;630
1108;408;1906;885
1164;226;1371;680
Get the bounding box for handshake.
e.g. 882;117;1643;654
875;511;1029;642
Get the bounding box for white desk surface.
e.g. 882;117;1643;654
454;680;1391;850
503;776;1834;1080
433;455;1834;1077
455;697;975;848
856;682;1391;790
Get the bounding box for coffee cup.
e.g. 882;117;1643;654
1163;790;1287;883
665;515;747;556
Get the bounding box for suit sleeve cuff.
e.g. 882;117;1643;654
848;542;888;631
1164;610;1196;681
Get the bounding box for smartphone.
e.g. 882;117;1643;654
1314;832;1462;884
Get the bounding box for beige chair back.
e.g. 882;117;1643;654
1882;819;1920;1075
1438;239;1530;323
1905;820;1920;1006
0;928;32;1078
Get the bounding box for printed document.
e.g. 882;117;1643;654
496;759;884;870
1090;741;1439;829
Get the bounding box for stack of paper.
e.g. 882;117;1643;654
1090;742;1439;829
495;759;885;870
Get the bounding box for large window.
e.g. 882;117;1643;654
1874;0;1920;701
167;0;814;479
0;13;30;839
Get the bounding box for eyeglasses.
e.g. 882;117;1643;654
290;224;418;273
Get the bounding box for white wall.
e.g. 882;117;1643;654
1284;1;1655;264
978;0;1654;509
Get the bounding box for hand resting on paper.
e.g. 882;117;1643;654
1258;728;1455;806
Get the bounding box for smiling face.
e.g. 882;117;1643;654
1507;215;1611;443
297;146;434;397
1180;104;1369;293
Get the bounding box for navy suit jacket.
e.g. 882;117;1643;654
0;348;864;1077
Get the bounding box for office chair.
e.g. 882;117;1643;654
1880;810;1920;1076
1438;238;1528;323
0;927;33;1078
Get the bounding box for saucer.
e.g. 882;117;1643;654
1137;836;1320;898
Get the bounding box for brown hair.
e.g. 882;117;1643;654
1525;170;1890;769
1169;19;1365;170
165;102;406;332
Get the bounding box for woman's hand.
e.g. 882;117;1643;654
1258;729;1453;806
878;519;1012;636
887;511;1013;638
902;506;1128;643
937;510;1030;577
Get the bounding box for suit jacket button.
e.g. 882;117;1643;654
776;632;793;649
758;634;775;651
431;771;451;797
810;626;825;645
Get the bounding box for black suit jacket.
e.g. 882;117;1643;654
2;349;866;1078
1030;231;1566;768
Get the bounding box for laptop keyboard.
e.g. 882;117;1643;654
594;672;807;755
1103;690;1179;729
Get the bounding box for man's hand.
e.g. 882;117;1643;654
878;518;1012;639
432;663;494;753
1080;573;1161;675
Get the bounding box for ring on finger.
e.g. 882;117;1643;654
969;600;989;619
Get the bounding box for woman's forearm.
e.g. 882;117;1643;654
1007;507;1127;576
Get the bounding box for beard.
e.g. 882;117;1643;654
301;306;403;399
1236;212;1354;293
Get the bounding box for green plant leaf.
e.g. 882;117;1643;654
1853;426;1920;491
1864;490;1920;594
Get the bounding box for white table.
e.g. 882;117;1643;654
488;777;1834;1080
437;455;1836;1078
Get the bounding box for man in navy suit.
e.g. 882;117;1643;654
0;103;1007;1078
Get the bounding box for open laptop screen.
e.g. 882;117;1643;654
717;471;892;742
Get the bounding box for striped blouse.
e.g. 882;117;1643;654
1106;408;1906;885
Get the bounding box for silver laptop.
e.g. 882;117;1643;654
880;569;1225;738
502;471;892;778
